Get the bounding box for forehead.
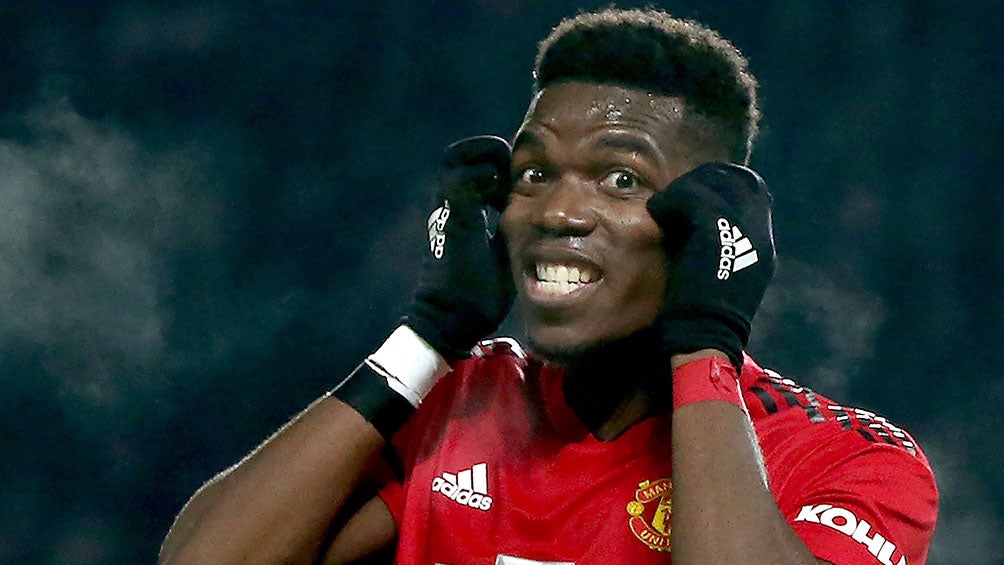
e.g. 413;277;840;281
522;81;685;128
514;81;697;164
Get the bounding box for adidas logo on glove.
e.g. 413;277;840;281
427;200;450;259
716;217;758;280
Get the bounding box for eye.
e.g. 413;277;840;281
517;167;547;185
599;170;643;192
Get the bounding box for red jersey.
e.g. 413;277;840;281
377;338;937;564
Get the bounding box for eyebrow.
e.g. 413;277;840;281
513;130;659;156
511;129;544;152
511;128;667;170
595;133;662;164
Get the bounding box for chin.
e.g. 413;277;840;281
522;322;597;363
524;323;658;367
525;335;593;365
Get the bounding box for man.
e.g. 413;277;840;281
160;8;937;564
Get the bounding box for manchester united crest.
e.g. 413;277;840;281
626;478;673;552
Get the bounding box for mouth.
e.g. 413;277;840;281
523;260;603;304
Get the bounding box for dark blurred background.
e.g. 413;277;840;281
0;1;1000;563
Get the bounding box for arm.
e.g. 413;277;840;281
648;165;828;563
161;136;514;563
159;393;394;564
669;351;829;564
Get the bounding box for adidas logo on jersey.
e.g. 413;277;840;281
431;462;493;511
716;217;758;280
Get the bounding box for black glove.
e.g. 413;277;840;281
405;135;515;357
646;162;776;369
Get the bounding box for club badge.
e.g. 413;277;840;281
626;477;673;552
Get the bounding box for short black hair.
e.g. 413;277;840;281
534;8;760;164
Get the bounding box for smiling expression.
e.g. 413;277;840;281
501;81;716;361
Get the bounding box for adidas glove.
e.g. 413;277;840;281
333;136;515;438
646;162;776;369
405;135;516;358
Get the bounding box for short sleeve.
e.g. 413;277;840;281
775;433;938;565
373;398;422;527
372;358;471;530
376;476;406;527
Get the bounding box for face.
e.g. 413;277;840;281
501;81;707;360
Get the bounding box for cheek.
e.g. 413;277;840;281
499;207;518;248
608;205;666;260
499;206;516;239
500;189;527;227
610;212;669;302
500;202;529;265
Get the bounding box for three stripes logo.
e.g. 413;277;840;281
716;217;759;280
431;462;493;511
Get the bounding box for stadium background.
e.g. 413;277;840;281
0;1;1000;562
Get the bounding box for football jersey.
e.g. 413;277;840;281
377;338;937;564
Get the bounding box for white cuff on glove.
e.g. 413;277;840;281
366;325;452;407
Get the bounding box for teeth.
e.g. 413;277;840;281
533;263;599;295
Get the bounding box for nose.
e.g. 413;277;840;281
534;177;597;236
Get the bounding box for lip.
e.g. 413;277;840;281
518;245;604;307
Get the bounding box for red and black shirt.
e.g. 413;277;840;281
377;339;937;564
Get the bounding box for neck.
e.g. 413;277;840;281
558;328;671;440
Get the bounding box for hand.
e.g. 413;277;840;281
405;135;516;357
646;162;776;369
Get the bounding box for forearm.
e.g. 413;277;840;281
160;394;385;564
669;352;820;564
672;401;819;563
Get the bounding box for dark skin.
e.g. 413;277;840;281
160;81;830;564
505;81;701;440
